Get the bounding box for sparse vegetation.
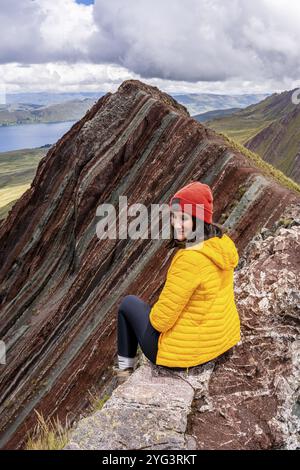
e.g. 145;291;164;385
205;90;300;186
87;389;110;412
221;133;300;194
24;387;112;450
277;217;294;228
0;147;47;221
25;409;72;450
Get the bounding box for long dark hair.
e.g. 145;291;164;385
167;198;227;249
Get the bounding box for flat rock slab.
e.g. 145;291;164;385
64;359;215;450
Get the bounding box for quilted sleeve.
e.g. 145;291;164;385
149;251;201;333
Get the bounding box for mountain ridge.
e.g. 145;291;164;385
205;88;300;183
0;79;299;449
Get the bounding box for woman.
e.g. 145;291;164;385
114;181;241;382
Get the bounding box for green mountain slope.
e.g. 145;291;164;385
0;146;48;220
205;89;300;183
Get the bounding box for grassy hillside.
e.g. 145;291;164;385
220;133;300;195
0;147;48;220
205;89;300;183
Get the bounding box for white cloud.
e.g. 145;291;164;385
0;0;300;94
88;0;300;82
0;0;96;63
0;62;135;93
2;61;299;96
39;0;97;57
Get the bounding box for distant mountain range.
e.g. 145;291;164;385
204;88;300;183
172;92;269;115
4;91;104;106
193;107;240;122
0;91;269;126
0;98;98;126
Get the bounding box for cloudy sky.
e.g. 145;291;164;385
0;0;300;97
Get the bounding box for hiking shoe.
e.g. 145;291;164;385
112;366;134;386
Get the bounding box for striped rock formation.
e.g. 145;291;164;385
64;204;300;451
0;80;299;449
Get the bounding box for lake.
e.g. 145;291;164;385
0;121;77;152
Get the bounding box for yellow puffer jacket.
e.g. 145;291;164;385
149;233;241;368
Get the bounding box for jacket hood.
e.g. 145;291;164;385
186;234;239;270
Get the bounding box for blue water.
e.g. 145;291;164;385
0;121;76;152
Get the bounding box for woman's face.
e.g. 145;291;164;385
170;210;193;241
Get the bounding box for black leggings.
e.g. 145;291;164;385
117;294;160;364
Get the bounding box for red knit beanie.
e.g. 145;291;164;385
169;181;213;224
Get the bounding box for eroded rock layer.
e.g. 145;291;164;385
0;80;299;449
65;206;300;451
